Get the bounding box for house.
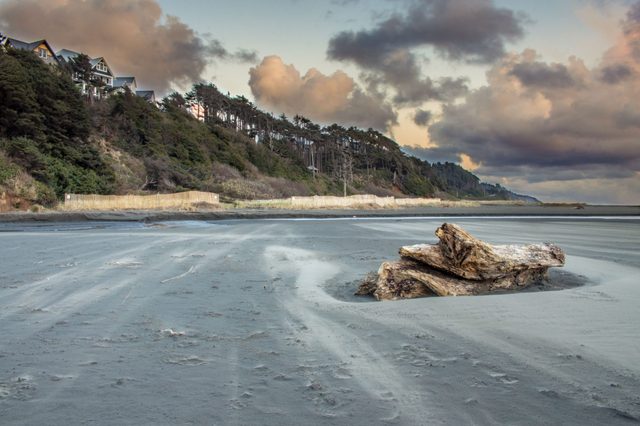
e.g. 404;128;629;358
136;90;156;104
0;34;60;66
188;102;206;121
112;76;138;93
2;32;160;105
115;79;158;105
56;48;114;98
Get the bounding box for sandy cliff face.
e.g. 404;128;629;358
0;170;43;211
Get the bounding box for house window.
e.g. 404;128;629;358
38;48;47;58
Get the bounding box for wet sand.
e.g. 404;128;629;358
0;204;639;223
0;217;639;425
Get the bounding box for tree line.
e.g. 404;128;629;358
0;46;524;207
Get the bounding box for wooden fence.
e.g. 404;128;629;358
63;191;219;211
286;195;442;209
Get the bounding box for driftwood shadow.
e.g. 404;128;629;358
325;269;589;303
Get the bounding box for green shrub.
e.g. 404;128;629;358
0;152;20;185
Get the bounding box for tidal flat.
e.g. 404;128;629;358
0;217;639;425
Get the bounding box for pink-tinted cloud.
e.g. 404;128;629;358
249;55;396;129
0;0;255;93
418;4;640;203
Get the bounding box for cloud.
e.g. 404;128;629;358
418;5;640;204
328;0;526;64
330;0;360;5
479;173;640;205
357;49;469;105
599;63;634;83
427;50;640;172
401;145;456;164
413;109;433;126
623;2;640;61
206;40;258;63
248;55;396;129
327;0;525;105
232;49;259;63
628;1;640;25
0;0;256;93
509;61;578;88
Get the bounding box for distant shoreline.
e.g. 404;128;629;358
0;204;638;223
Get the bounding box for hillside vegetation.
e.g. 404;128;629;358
0;48;532;210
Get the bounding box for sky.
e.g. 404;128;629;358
1;0;639;204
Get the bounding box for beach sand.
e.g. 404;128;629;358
0;204;639;223
0;217;638;424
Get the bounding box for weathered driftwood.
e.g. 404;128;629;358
400;223;565;280
357;223;565;301
362;259;549;300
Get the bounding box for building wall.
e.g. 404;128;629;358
34;43;57;65
189;103;206;121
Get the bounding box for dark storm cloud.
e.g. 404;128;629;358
206;40;230;58
358;49;470;105
423;43;640;193
623;1;640;61
0;0;256;93
600;64;634;84
413;109;433;126
626;1;640;23
233;49;259;63
206;40;258;63
326;0;525;105
510;62;577;88
407;1;640;202
328;0;526;64
615;105;640;128
401;145;458;164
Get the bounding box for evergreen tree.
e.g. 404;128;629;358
0;51;45;141
68;53;93;97
1;47;521;205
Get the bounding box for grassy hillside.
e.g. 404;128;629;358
0;47;534;210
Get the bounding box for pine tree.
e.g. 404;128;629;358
0;51;45;141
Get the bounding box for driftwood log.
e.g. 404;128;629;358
357;223;565;301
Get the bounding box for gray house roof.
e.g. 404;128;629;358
4;37;60;64
114;77;137;88
91;57;113;77
56;49;114;77
136;90;156;102
56;48;81;62
6;37;37;50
